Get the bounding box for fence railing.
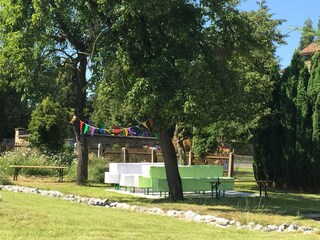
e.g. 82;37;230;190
1;143;252;177
234;154;253;162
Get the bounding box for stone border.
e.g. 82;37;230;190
0;185;319;235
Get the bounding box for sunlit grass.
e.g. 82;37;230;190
0;190;319;240
7;175;320;230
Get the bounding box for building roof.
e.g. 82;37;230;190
300;42;320;56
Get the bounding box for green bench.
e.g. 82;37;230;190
138;165;234;196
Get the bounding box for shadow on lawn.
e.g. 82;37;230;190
147;190;320;219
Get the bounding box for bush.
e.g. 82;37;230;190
66;153;109;183
0;148;76;179
28;97;70;153
0;167;9;184
88;154;109;183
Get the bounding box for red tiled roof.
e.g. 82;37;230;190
300;42;320;56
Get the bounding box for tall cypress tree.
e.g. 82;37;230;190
254;52;312;190
294;56;311;190
253;66;283;184
308;52;320;191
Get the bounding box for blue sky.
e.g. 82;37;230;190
239;0;320;68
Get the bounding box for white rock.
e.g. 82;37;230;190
264;225;278;232
287;224;299;232
214;217;230;226
184;210;199;220
116;203;130;209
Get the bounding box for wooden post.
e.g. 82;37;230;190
122;147;128;163
151;147;157;163
98;143;103;158
228;152;235;177
188;151;193;166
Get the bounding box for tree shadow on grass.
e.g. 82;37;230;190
146;190;320;219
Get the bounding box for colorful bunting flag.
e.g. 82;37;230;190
99;122;105;134
80;120;83;132
124;128;129;136
83;123;89;134
112;127;122;134
91;127;96;137
70;115;77;124
141;121;150;130
70;116;155;138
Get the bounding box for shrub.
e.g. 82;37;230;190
66;154;109;183
0;167;9;184
0;148;76;179
28;97;70;154
112;144;121;151
88;154;109;183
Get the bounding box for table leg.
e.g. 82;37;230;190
258;182;268;199
259;183;262;197
57;169;64;182
263;183;268;199
13;167;22;181
211;179;221;199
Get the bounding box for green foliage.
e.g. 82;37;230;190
254;50;320;192
87;155;109;183
66;154;108;183
0;147;75;179
111;144;121;151
0;0;284;189
28;97;70;153
92;0;284;133
299;18;315;50
193;126;219;158
0;167;9;184
0;88;32;140
0;148;71;177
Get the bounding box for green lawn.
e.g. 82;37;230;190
1;164;320;239
3;177;320;229
0;190;319;240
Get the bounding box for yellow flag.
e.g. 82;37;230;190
70;115;77;124
124;128;129;136
141;121;150;130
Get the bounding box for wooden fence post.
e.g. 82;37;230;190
151;147;157;163
98;143;103;158
122;147;128;163
228;152;235;177
188;151;193;166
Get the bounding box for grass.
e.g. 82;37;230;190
1;164;320;239
8;176;320;229
1;190;320;240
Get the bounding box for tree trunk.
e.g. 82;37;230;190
73;54;89;185
174;124;187;165
158;127;184;201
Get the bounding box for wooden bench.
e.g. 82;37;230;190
208;178;272;199
10;165;67;182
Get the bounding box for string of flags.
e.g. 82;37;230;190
69;115;157;138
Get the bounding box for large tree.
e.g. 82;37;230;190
0;1;284;198
0;0;113;184
93;0;284;200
